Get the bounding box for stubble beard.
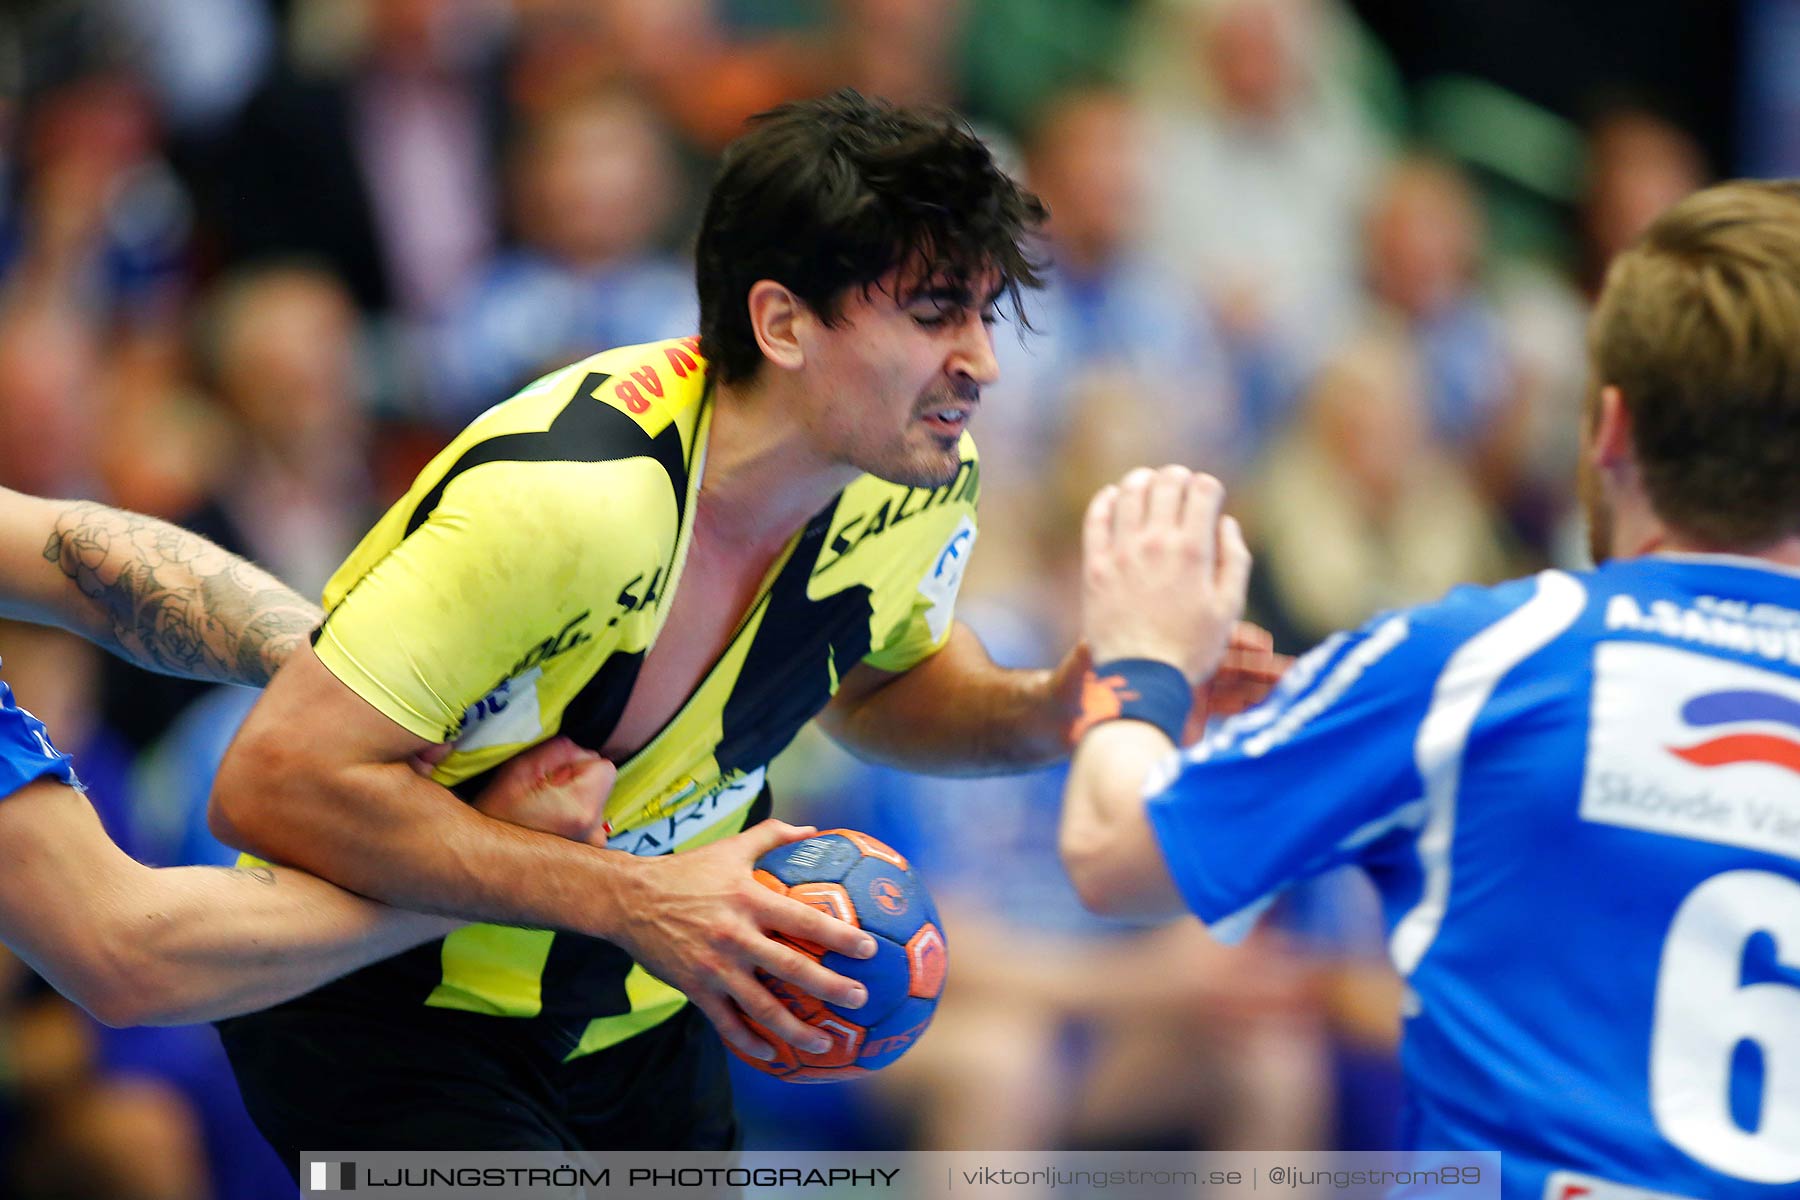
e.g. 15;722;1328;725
867;384;975;489
873;439;965;490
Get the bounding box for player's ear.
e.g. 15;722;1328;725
747;281;806;373
1591;384;1635;468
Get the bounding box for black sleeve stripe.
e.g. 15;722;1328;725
402;373;693;539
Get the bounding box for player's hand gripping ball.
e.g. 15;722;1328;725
739;829;947;1082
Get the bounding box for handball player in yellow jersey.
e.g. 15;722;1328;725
209;90;1280;1158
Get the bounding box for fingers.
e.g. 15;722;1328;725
734;819;819;861
1089;468;1229;561
689;991;778;1062
1115;466;1158;528
406;741;454;779
512;735;598;777
754;938;868;1011
470;742;619;842
764;891;878;960
1180;471;1225;565
1144;465;1189;529
565;757;619;794
725;973;836;1054
562;759;621;843
1230;621;1275;654
1083;484;1118;567
1216;513;1252;610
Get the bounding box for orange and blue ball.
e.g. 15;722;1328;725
739;829;947;1082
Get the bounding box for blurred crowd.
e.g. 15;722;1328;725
0;0;1762;1195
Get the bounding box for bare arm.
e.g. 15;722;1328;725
818;621;1080;776
211;646;880;1060
0;779;452;1026
819;619;1285;778
1060;720;1187;917
0;486;320;687
1059;467;1251;917
0;738;618;1026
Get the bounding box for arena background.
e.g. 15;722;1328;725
0;0;1763;1195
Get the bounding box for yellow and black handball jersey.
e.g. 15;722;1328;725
255;337;979;1059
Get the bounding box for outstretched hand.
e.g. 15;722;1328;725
608;819;879;1063
1075;465;1260;716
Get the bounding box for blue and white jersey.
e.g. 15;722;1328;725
1145;556;1800;1200
0;677;79;798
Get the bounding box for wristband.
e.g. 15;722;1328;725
1071;657;1191;745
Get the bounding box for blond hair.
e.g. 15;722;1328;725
1591;179;1800;547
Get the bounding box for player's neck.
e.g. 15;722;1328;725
1648;531;1800;568
1613;496;1800;568
701;375;861;548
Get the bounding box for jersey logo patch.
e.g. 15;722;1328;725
607;766;766;857
1582;642;1800;862
1668;689;1800;775
921;514;976;641
456;667;545;752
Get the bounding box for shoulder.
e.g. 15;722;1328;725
1261;571;1588;720
478;336;708;438
1407;570;1589;642
410;338;710;525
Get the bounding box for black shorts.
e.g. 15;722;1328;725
217;1001;737;1176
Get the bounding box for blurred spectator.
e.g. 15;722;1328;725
1242;331;1514;648
209;0;507;324
981;85;1237;586
1493;108;1707;561
0;67;191;332
569;0;984;159
99;263;373;752
1131;0;1395;443
1578;108;1709;297
433;89;696;421
818;0;968;109
104;0;276;138
958;0;1141;135
193;262;374;596
1361;155;1523;499
0;303;103;498
580;0;820;155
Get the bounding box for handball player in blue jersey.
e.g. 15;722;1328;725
0;486;613;1026
1061;179;1800;1199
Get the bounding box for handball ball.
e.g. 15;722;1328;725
738;829;947;1082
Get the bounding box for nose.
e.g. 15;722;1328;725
948;311;1000;389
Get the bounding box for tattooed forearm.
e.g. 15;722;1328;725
42;502;323;686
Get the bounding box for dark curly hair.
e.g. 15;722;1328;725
696;90;1047;384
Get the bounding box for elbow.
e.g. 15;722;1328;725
75;969;147;1028
88;982;200;1029
61;939;167;1028
86;984;160;1029
210;728;293;855
1059;820;1131;918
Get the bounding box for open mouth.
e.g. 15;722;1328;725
919;406;973;434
